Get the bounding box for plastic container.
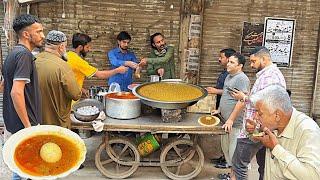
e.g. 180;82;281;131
136;133;160;156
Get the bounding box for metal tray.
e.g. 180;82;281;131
132;81;208;109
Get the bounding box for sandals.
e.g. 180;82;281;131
218;173;231;180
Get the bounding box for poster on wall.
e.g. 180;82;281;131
189;15;201;39
240;22;264;57
263;17;295;67
186;48;200;71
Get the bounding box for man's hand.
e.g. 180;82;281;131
230;89;246;101
139;58;147;66
252;128;279;150
125;61;138;69
206;87;219;94
157;68;164;77
81;88;89;98
246;118;257;134
211;109;220;116
222;119;233;133
116;66;128;74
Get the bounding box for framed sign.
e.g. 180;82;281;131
189;15;201;39
263;17;295;67
240;22;264;57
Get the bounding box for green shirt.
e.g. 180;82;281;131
147;46;175;79
35;52;81;128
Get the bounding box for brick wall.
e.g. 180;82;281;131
200;0;320;121
0;3;8;64
31;0;181;87
28;0;320;122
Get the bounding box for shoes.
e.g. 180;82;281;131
214;162;231;169
218;173;231;180
211;155;226;164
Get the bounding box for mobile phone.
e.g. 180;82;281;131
226;87;238;93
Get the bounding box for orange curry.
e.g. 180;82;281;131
14;134;80;176
106;92;138;99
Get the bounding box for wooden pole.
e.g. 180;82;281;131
178;0;205;84
0;31;3;68
4;0;19;52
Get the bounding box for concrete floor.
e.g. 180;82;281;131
1;132;259;180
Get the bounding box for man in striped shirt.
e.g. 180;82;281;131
230;47;286;180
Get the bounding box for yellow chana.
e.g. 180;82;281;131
137;83;203;102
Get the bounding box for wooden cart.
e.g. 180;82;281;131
71;113;225;180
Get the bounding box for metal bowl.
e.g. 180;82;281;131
132;81;208;109
72;99;104;122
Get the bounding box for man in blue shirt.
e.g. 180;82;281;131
206;48;236;109
107;31;138;91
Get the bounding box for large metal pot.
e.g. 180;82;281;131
132;81;208;109
105;92;141;119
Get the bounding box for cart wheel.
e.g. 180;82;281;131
160;139;204;180
95;137;140;179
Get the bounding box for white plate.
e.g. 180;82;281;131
198;115;220;127
2;125;86;180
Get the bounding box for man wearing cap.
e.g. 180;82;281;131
35;30;81;128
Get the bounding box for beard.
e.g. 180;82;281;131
120;46;128;51
120;47;128;51
29;35;44;49
80;49;87;58
60;50;68;61
158;43;166;50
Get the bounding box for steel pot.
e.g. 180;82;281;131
105;92;141;119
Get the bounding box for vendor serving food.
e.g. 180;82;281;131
107;31;141;91
140;33;175;79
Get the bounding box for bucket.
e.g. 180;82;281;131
136;133;160;156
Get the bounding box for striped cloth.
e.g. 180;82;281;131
238;64;286;138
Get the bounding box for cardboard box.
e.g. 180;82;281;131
187;94;216;113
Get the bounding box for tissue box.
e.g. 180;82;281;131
187;94;216;113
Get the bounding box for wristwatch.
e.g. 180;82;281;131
240;96;248;102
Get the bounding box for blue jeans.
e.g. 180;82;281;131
232;138;265;180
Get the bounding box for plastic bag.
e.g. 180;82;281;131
108;82;121;93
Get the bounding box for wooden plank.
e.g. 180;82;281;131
71;113;225;135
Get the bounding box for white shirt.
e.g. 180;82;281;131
264;108;320;180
